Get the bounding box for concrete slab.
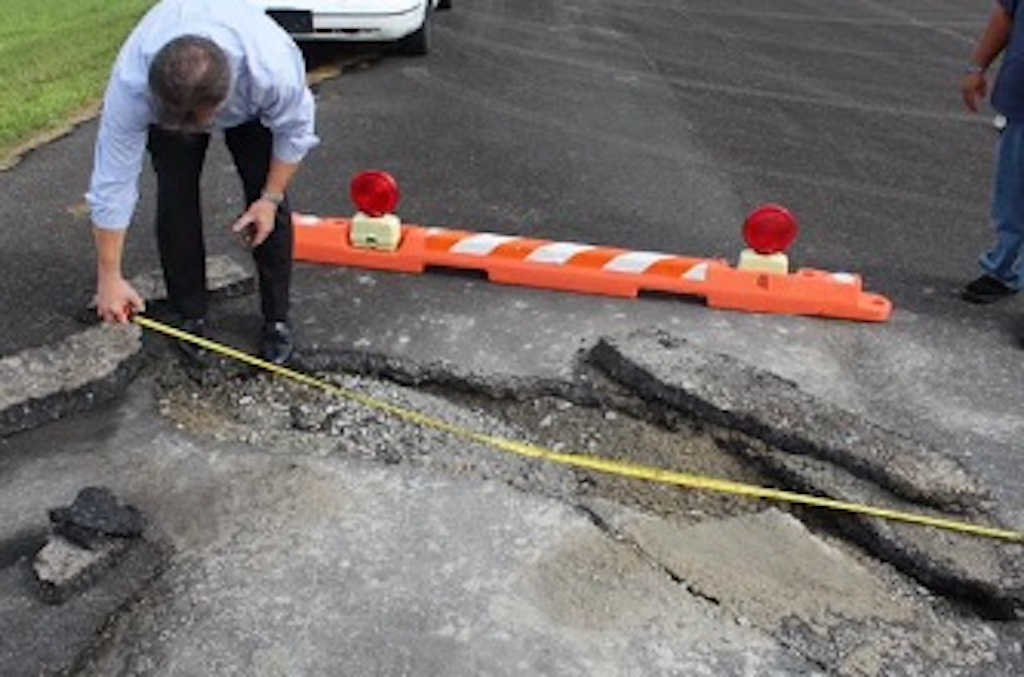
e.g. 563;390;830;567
590;329;984;511
589;504;1001;675
0;378;817;676
0;255;252;438
589;328;1024;616
0;323;142;438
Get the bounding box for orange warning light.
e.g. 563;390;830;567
351;171;400;217
743;204;799;255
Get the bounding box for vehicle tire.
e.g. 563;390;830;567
438;0;452;9
397;8;431;55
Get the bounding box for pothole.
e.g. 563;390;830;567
147;354;993;577
144;354;1024;673
152;359;772;528
146;355;949;605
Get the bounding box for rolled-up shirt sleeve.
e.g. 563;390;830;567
86;79;149;230
254;44;320;164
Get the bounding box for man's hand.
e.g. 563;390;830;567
961;6;1012;112
962;72;988;113
231;198;278;248
95;274;145;324
92;226;143;323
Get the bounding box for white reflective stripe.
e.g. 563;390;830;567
683;262;710;282
526;242;596;264
449;233;519;256
294;213;321;226
603;251;673;274
831;272;858;285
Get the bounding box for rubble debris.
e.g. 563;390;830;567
32;487;146;604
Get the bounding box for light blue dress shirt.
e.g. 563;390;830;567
87;0;320;230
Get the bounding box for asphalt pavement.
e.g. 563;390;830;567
3;1;1024;675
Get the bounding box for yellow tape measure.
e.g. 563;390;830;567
133;315;1023;543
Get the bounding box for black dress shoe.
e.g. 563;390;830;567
961;274;1017;304
176;317;210;365
260;321;294;366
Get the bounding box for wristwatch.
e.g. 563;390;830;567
260;190;285;206
964;64;987;76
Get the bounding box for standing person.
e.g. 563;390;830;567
961;1;1024;304
88;0;319;365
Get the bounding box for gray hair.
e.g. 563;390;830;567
148;35;230;130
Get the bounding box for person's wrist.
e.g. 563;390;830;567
964;64;987;76
259;189;285;207
97;267;123;283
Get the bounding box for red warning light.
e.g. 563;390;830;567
742;204;799;255
351;171;400;217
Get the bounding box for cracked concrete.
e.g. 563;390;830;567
4;2;1024;671
1;268;1022;674
589;329;1024;618
587;504;1002;675
0;256;250;438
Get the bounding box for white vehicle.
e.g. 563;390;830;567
248;0;451;55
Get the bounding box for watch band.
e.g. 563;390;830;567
260;190;285;206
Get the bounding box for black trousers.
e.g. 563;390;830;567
147;120;293;323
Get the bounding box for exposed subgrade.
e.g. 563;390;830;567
147;330;1023;622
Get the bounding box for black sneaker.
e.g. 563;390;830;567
961;275;1017;304
175;317;210;366
260;321;294;366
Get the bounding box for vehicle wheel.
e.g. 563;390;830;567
438;0;452;9
398;9;431;55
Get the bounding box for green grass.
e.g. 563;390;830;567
0;0;154;164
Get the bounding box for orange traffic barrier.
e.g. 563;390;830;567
292;214;892;322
